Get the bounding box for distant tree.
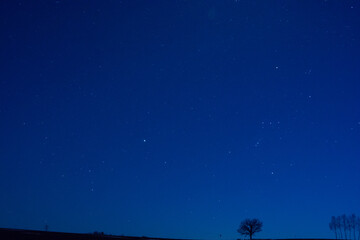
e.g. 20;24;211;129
356;217;360;240
350;213;356;240
337;216;343;239
351;215;356;240
342;214;348;240
330;214;360;240
237;218;263;240
347;216;352;240
330;216;338;239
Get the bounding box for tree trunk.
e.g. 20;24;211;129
340;229;343;239
354;227;356;240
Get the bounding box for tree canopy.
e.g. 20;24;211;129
237;218;263;240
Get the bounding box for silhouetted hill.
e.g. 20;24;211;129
0;228;190;240
0;229;338;240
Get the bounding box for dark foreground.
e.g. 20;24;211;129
0;228;338;240
0;228;188;240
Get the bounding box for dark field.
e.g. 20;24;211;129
0;228;337;240
0;228;186;240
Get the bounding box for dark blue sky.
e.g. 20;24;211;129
1;0;359;239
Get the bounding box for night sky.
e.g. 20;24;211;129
1;1;360;239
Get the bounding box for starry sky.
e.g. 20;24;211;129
0;1;360;239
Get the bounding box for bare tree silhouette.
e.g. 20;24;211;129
330;214;360;240
237;218;263;240
350;214;357;240
330;216;338;239
356;217;360;240
337;216;343;239
342;214;348;240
